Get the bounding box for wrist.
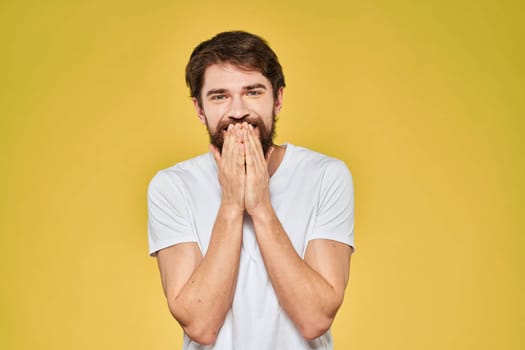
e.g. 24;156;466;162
218;202;245;220
247;202;275;223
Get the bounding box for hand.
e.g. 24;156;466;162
210;123;246;214
243;123;274;216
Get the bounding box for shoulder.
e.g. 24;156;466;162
148;152;215;194
287;144;351;177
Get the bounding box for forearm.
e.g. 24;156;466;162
171;204;243;344
251;207;343;339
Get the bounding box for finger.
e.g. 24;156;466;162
244;125;255;171
236;143;246;175
247;127;266;177
247;124;265;170
235;123;243;142
224;124;243;173
248;124;262;147
235;136;246;168
248;124;264;154
222;124;237;161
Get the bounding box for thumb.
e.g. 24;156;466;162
265;145;275;164
209;144;221;164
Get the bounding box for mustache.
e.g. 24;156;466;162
215;117;266;132
208;116;275;156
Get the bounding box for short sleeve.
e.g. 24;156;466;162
309;160;355;251
147;171;197;256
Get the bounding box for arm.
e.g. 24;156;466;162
155;124;246;345
243;124;353;339
251;212;352;340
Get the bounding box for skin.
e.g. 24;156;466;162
156;63;353;345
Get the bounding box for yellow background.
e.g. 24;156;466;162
1;0;523;349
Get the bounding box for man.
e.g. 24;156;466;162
148;31;355;349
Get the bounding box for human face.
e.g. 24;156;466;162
193;63;283;155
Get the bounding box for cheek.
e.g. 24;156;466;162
202;105;227;129
256;105;275;129
248;99;274;118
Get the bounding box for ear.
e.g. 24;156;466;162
193;97;206;125
273;87;284;115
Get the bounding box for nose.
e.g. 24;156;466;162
227;96;250;120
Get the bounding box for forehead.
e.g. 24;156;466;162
202;63;271;91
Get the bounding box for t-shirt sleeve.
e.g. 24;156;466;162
309;160;355;251
147;171;198;257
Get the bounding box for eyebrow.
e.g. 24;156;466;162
244;84;267;91
206;88;227;97
205;84;267;97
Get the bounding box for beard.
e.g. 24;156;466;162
206;114;276;157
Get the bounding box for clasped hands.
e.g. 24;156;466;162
210;122;273;217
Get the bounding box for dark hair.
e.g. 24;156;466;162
185;31;286;107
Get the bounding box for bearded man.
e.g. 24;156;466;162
147;31;355;350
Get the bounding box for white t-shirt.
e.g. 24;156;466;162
148;143;355;350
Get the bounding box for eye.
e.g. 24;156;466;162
246;90;263;96
210;94;227;101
